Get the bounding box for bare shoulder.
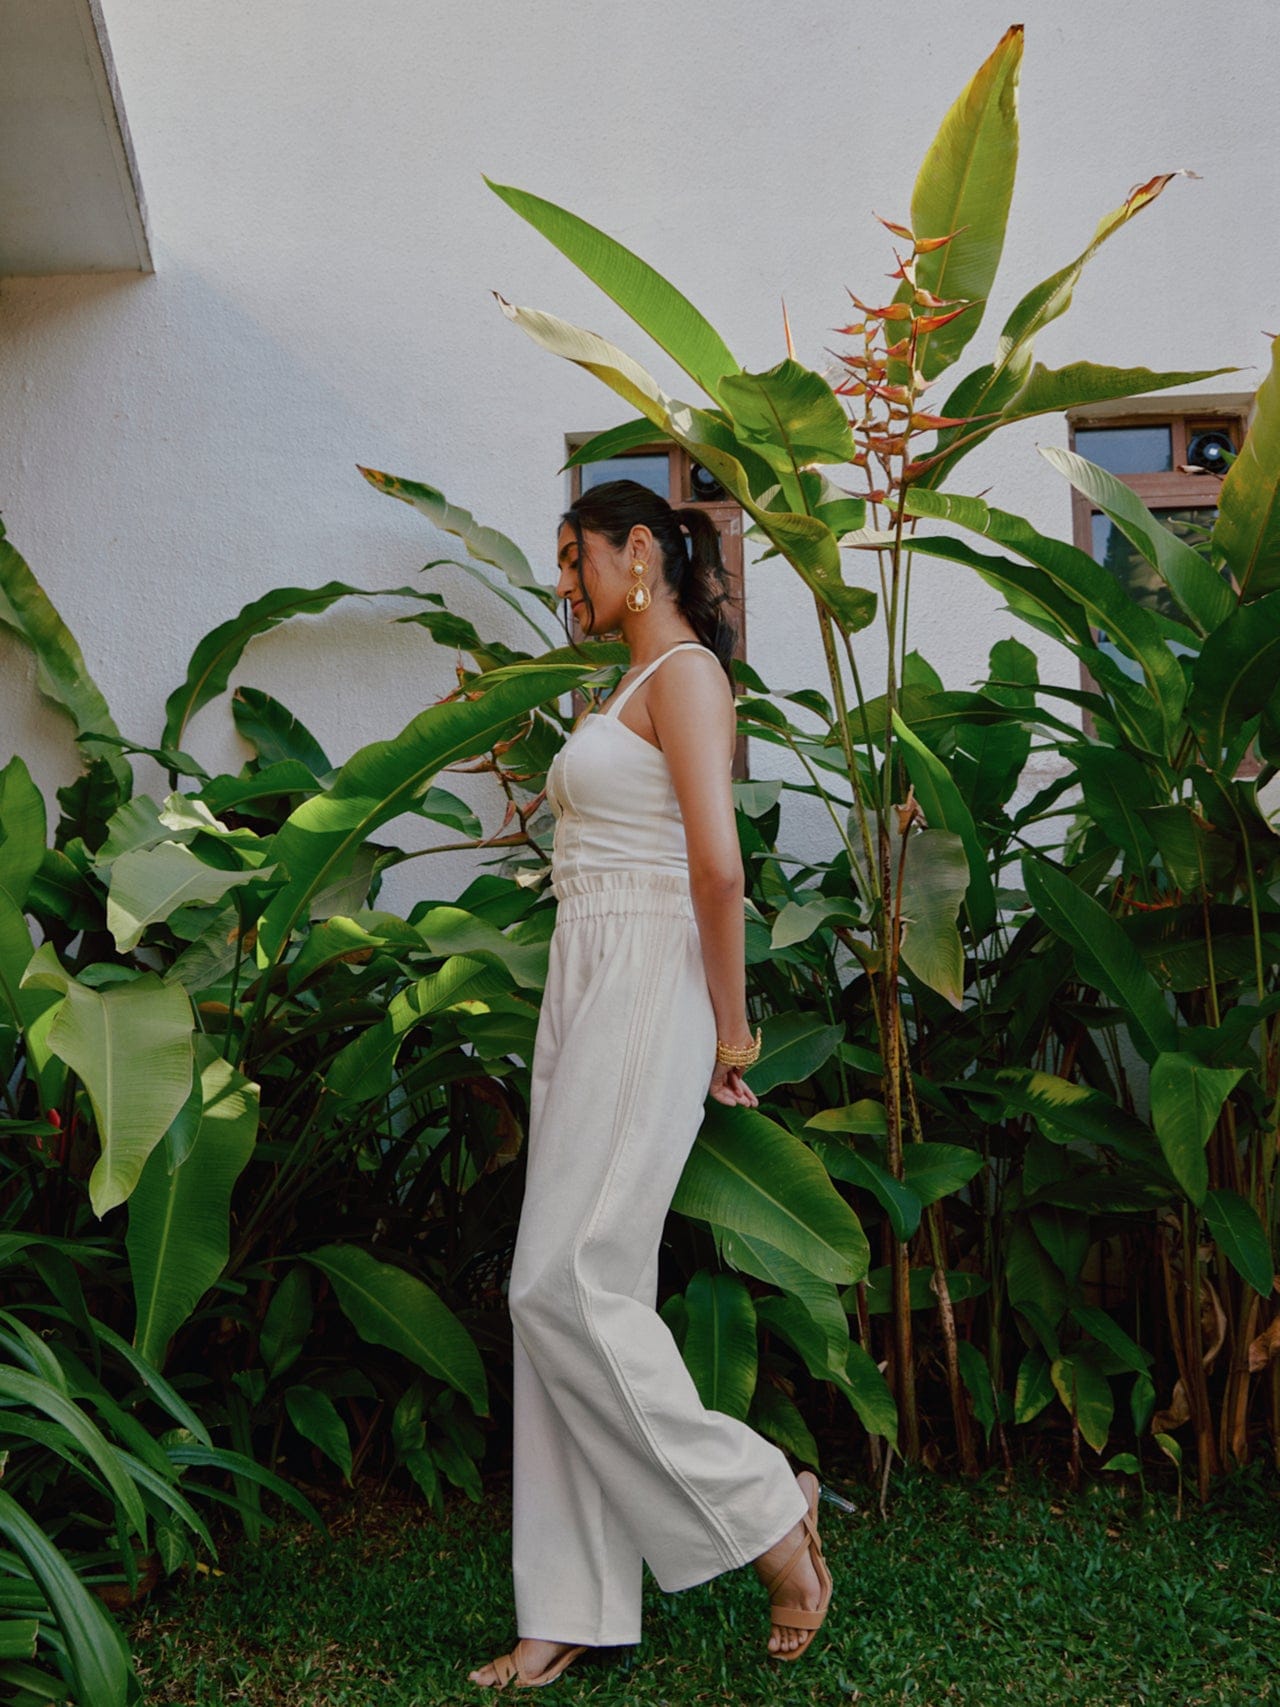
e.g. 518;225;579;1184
648;646;734;762
650;646;732;711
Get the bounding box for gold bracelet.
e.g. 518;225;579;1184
716;1025;762;1067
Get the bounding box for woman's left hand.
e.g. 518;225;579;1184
708;1061;758;1107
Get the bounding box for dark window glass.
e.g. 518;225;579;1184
579;454;671;499
1074;425;1173;476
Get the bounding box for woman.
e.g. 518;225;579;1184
469;480;833;1690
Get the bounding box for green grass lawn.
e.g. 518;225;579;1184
123;1458;1280;1706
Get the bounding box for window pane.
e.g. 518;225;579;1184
1074;425;1173;475
579;454;671;499
1090;506;1220;679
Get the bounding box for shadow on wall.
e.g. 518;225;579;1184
0;256;553;909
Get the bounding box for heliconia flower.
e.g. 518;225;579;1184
910;411;971;430
912;287;966;309
914;304;976;333
913;225;968;252
832;322;866;336
874;212;914;240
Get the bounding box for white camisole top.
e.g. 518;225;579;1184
545;641;722;891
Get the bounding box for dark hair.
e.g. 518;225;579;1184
558;479;738;680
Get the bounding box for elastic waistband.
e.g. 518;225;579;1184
551;867;694;921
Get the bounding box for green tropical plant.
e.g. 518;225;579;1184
480;19;1280;1500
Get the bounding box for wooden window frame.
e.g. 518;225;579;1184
1065;393;1257;777
564;437;750;778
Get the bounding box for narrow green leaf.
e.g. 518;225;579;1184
1041;445;1233;635
0;1488;132;1706
232;686;333;777
284;1385;353;1481
0;757;46;910
900;24;1023;378
163;581;426;749
681;1271;758;1420
1202;1188;1274;1297
1213;333;1280;601
258;661;591;960
1021;854;1178;1061
0;520;129;789
484;176;741;399
809;1137;923;1240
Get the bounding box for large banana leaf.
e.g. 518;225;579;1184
162;580;427;750
1040;445;1235;636
1184;591;1280;765
1049;1351;1113;1453
1213;333;1280;601
923;168;1220;483
304;1243;488;1415
891;710;995;938
1149;1053;1244;1206
718;1226;852;1377
494;296;875;632
672;1101;869;1284
484;176;741;400
1069;744;1164;871
896;24;1023;379
679;1270;758;1420
718;360;855;475
231;686;333;777
755;1293;899;1445
1020;853;1178;1061
257;660;591;960
903;488;1186;750
0;757;45;911
127;1038;260;1367
21;944;195;1216
897;829;969;1007
1201;1189;1274;1297
106;840;268;953
0;520;130;791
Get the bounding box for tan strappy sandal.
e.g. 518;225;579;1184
763;1469;833;1662
474;1640;587;1689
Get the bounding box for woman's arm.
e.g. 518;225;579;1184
647;651;759;1108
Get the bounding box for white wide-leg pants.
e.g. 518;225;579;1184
508;868;810;1646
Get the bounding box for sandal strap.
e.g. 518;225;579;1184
763;1510;821;1598
491;1651;517;1686
770;1603;828;1631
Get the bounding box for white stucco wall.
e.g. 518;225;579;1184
1;0;1273;913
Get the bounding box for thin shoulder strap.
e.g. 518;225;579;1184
604;641;716;719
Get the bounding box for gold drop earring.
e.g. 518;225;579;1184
625;558;651;613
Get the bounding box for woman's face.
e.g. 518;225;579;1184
556;521;624;633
